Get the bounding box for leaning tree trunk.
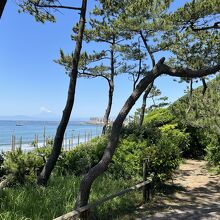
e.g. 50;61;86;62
76;59;220;208
0;0;7;19
37;0;87;186
76;58;165;208
138;83;153;127
102;80;114;134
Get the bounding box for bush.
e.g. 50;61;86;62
146;144;180;182
205;134;220;170
57;136;107;175
144;124;184;182
3;149;44;184
117;108;188;181
109;138;149;179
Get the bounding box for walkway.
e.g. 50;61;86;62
135;160;220;220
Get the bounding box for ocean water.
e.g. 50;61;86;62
0;120;102;152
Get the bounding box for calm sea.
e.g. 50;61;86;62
0;120;102;152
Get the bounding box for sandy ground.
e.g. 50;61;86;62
134;160;220;220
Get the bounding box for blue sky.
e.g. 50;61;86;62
0;0;191;120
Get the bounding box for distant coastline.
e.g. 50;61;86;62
84;117;105;125
84;121;104;125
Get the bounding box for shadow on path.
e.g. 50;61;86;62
135;160;220;220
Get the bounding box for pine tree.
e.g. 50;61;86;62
56;2;138;135
18;0;88;186
76;0;220;209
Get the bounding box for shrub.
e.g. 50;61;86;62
144;125;183;182
146;144;180;182
3;149;43;184
57;136;107;175
109;138;149;179
205;134;220;170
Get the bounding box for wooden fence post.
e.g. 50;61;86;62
85;132;87;143
14;135;16;150
37;134;39;148
19;136;22;150
43;126;46;147
35;134;39;148
71;133;74;149
11;135;13;151
143;158;150;203
78;133;80;145
66;135;68;151
11;135;16;151
80;210;90;220
88;133;90;142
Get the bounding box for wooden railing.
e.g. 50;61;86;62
54;159;154;220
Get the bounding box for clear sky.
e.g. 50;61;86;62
0;0;192;120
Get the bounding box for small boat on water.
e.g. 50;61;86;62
16;122;23;126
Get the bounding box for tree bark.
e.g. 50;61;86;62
102;80;114;134
138;83;153;127
139;31;155;127
0;0;7;19
37;0;87;186
102;45;115;135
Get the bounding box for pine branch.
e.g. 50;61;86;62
140;31;155;67
161;63;220;78
33;3;81;11
190;21;220;31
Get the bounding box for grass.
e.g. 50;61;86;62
0;175;142;220
0;176;80;220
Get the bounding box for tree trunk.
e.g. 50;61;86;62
37;0;87;186
102;46;115;135
0;0;7;19
76;59;165;208
138;83;153;127
102;80;114;134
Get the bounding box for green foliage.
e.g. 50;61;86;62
109;138;149;179
91;175;139;220
18;0;57;23
121;108;188;181
143;108;174;127
170;0;220;29
57;137;107;176
2;121;181;183
3;149;43;184
145;121;186;181
170;76;220;164
2;139;54;184
0;175;139;220
145;144;180;182
205;134;220;170
0;175;80;220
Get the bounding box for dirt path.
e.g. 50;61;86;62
134;160;220;220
